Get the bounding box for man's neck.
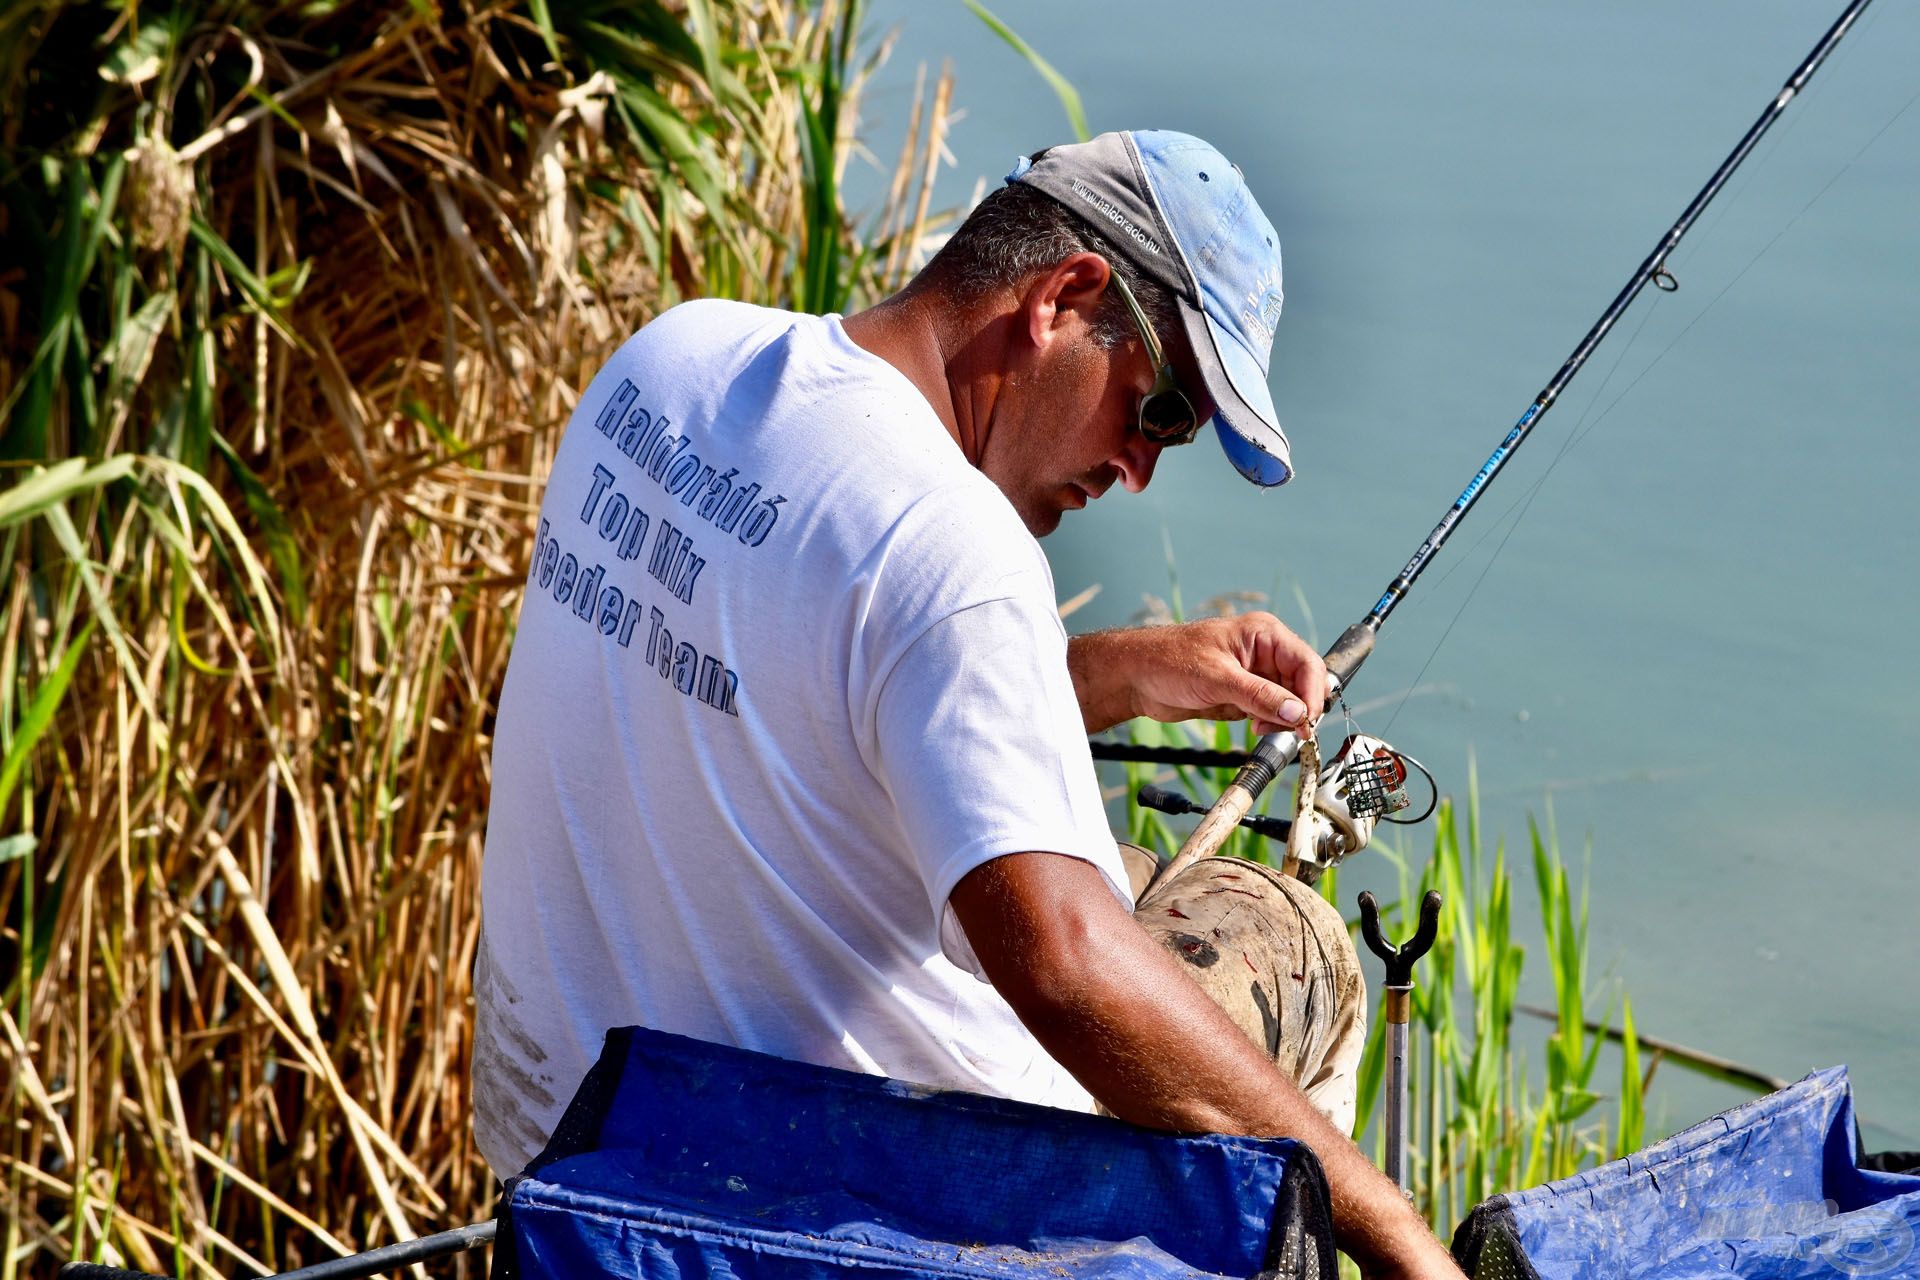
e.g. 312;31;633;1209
842;289;992;463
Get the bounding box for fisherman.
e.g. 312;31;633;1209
474;130;1461;1279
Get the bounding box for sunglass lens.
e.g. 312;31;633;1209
1140;390;1197;445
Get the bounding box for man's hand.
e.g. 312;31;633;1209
950;852;1463;1280
1066;613;1329;735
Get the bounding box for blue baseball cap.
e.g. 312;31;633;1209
1007;130;1292;486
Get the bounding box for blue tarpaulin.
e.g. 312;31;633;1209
500;1027;1335;1280
1452;1066;1920;1279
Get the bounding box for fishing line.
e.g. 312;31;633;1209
1553;36;1917;466
1377;299;1664;736
1398;291;1662;609
1366;305;1665;741
1379;68;1918;733
1674;0;1885;273
1557;77;1920;466
1124;0;1877;855
1424;0;1896;578
1376;300;1663;733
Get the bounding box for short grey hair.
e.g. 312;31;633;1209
922;183;1183;353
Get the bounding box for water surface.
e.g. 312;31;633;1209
861;0;1920;1144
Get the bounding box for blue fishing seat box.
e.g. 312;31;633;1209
494;1027;1336;1280
1452;1066;1920;1280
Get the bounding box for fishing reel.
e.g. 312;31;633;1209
1135;731;1435;884
1288;733;1436;882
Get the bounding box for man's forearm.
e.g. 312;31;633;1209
1065;630;1138;734
951;854;1460;1279
1065;617;1326;736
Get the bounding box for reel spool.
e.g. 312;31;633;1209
1290;733;1434;883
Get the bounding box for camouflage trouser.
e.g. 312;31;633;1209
1118;847;1367;1136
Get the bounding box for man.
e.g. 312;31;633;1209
474;129;1461;1278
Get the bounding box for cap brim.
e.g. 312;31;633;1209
1173;302;1293;487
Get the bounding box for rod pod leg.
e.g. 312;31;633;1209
1358;890;1442;1195
56;1220;497;1280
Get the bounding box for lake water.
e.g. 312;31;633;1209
861;0;1919;1146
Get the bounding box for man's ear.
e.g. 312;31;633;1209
1018;251;1112;350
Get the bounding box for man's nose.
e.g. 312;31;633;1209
1113;432;1162;492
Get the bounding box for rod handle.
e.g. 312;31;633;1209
1357;890;1443;987
1139;782;1257;901
1324;621;1377;692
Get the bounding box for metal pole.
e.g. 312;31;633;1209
56;1221;497;1280
1359;892;1442;1193
1383;993;1410;1190
272;1221;497;1280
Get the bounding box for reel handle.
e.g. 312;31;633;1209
1357;889;1442;987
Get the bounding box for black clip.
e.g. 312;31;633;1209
1136;784;1292;844
1357;890;1442;987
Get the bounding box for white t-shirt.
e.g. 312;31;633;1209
473;300;1128;1177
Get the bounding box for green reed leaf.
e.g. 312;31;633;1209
212;435;308;625
963;1;1089;142
1617;997;1645;1157
187;217;300;346
528;0;563;63
0;618;95;819
0;456;136;529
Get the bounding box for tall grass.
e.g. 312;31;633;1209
1;3;952;1274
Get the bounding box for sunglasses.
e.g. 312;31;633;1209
1107;269;1202;447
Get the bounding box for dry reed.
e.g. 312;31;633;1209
0;2;952;1273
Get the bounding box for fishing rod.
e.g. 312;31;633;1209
1136;0;1875;893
